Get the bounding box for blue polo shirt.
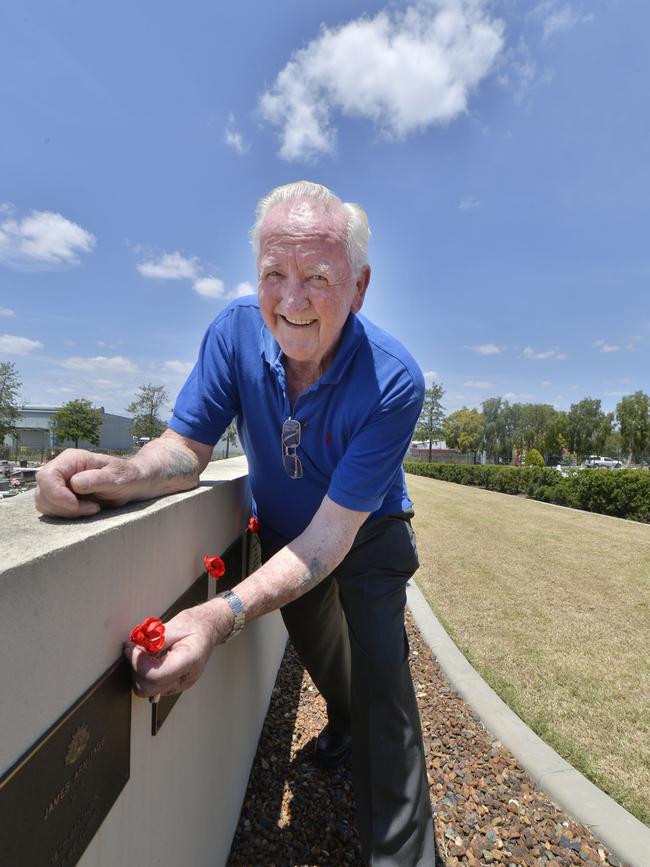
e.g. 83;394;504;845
169;297;424;548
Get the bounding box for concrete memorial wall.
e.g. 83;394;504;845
0;456;287;867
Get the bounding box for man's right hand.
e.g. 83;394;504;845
35;449;142;518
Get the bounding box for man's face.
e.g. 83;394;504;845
257;199;369;371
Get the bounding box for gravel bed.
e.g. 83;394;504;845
227;611;625;867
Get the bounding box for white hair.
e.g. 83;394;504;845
250;181;370;276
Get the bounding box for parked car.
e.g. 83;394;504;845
582;455;622;469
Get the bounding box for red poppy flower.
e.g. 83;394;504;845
204;554;226;579
248;517;260;533
129;617;165;654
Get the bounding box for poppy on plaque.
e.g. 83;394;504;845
204;554;226;579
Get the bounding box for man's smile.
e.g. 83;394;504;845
281;314;317;327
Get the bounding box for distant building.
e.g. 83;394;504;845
4;406;134;453
407;440;467;463
409;439;447;454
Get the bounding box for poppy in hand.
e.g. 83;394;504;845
129;617;165;654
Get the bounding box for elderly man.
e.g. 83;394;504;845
35;181;436;865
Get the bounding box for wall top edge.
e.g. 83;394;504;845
0;456;249;575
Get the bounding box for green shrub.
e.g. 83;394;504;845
524;448;545;467
403;462;650;523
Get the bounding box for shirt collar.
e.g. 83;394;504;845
260;313;365;384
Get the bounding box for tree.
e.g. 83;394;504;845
223;422;238;458
414;382;445;461
0;361;22;447
602;430;623;459
541;409;568;461
514;403;565;459
616;391;650;464
566;398;613;460
127;383;169;440
481;397;510;461
443;407;483;453
51;399;103;449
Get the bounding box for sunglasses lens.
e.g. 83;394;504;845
283;453;303;479
281;418;303;478
282;418;301;447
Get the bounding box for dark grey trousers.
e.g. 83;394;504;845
264;514;436;866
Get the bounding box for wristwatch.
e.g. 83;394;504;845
217;589;246;642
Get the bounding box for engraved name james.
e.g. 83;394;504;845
0;660;131;867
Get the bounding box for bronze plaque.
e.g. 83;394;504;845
151;533;247;735
216;533;246;593
246;530;262;577
0;659;131;867
151;572;210;735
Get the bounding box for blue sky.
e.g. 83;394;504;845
1;0;647;420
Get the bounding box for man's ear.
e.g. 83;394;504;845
351;265;371;314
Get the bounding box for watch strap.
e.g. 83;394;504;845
217;589;246;642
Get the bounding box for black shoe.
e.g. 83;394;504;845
314;724;351;768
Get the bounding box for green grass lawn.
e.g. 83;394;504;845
407;473;650;826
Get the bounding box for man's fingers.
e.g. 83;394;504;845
35;485;101;518
70;465;132;495
35;449;121;517
125;640;198;698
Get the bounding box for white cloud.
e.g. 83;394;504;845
231;281;255;298
259;0;505;161
534;2;594;40
0;334;43;355
134;247;252;305
498;37;538;105
89;378;122;390
523;346;567;360
224;114;249;155
541;380;552;387
193;277;226;299
603;390;627;398
469;342;503;355
593;339;620;353
463;379;497;388
61;355;139;373
0;306;14;316
164;360;193;376
0;206;96;267
459;196;483;211
137;252;199;280
625;335;641;351
193;277;255;301
423;370;440;382
503;391;534;401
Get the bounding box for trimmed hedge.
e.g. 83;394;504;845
403;462;650;523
